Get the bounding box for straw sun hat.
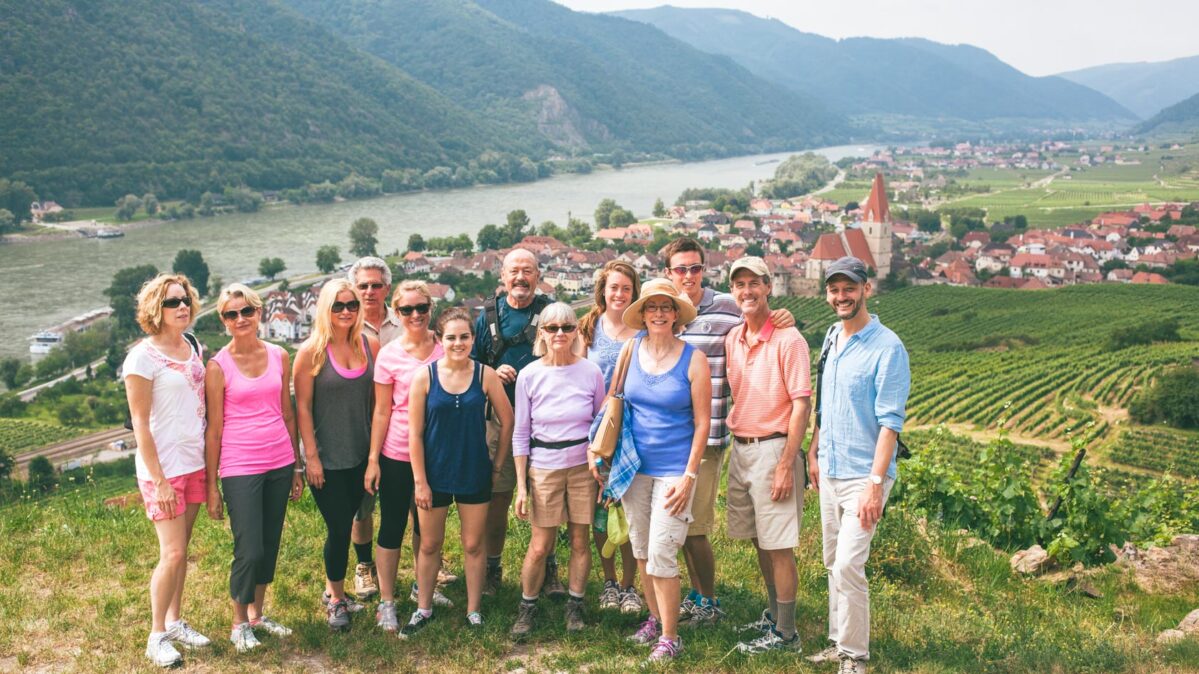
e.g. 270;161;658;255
622;278;698;330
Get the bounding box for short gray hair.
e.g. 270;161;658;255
533;302;583;357
348;256;392;286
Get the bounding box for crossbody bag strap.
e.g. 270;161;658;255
814;324;837;430
610;338;636;397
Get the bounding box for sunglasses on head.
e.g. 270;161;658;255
221;306;257;320
357;282;385;291
161;296;192;309
396;303;431;316
542;324;577;334
669;264;705;276
332;300;361;314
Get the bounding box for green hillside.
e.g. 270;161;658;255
281;0;848;157
0;0;536;205
1138;90;1199;135
613;7;1136;125
777;284;1199;446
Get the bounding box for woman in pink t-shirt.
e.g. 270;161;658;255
363;281;443;631
203;283;302;654
124;273;210;668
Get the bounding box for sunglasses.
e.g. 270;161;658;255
332;300;361;314
669;264;705;276
356;282;386;291
221;306;257;320
396;303;431;316
161;296;192;309
542;324;578;334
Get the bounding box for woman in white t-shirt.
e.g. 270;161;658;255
123;273;210;668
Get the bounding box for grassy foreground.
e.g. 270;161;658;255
2;472;1198;673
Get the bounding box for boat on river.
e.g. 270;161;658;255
28;307;114;354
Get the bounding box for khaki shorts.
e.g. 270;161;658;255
727;436;804;550
686;445;726;537
486;414;517;493
624;472;695;578
527;464;597;528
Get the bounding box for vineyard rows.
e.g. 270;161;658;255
1108;427;1199;479
0;419;84;454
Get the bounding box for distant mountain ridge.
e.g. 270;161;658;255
279;0;848;156
1058;55;1199;119
1136;90;1199;134
612;6;1136;124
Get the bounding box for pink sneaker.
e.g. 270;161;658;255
627;616;660;645
647;636;682;662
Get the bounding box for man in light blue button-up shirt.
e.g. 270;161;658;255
804;257;910;673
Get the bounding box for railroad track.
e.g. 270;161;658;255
14;426;134;476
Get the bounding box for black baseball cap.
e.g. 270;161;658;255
824;256;868;284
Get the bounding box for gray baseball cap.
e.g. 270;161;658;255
824;256;869;284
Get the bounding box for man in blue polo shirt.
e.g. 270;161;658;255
805;256;910;674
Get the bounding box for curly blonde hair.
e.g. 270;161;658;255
135;273;202;335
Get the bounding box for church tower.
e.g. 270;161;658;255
860;172;893;278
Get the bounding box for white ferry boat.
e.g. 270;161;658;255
29;331;64;354
95;228;125;239
28;307;114;355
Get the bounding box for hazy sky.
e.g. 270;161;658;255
556;0;1199;76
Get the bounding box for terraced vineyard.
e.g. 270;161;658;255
776;284;1199;443
1108;427;1199;479
0;418;85;454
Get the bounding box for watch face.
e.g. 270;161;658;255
870;475;882;485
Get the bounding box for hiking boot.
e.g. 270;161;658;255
688;597;724;626
376;601;399;632
398;610;433;640
251;616;291;637
327;598;351;631
354;562;379;599
166;619;210;649
565;599;586;632
410;583;454;607
145;633;183;667
438;558;459;585
466;611;484;627
735;628;801;654
542;569;567;599
619;587;645;615
229;623;261;653
510;601;537;639
740;609;775;633
645;636;682;663
598;580;621;610
484;563;503;596
838;654;867;674
627;616;660;645
806;644;841;664
322;592;364;613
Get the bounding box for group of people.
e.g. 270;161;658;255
126;236;909;673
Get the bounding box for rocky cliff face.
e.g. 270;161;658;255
522;84;611;149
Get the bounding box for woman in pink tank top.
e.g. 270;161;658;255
203;283;302;653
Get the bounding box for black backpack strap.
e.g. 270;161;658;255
183;332;201;359
813;324;838;430
520;294;551;345
483;294;503;367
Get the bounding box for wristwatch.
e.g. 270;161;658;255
869;474;883;485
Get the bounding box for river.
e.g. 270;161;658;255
0;145;877;360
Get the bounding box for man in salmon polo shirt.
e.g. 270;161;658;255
722;256;811;655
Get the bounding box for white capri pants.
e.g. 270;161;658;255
623;472;695;578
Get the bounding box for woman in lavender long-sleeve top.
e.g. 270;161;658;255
510;302;606;637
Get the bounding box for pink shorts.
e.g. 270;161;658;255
139;469;207;521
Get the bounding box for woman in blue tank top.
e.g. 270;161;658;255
607;278;711;663
406;308;513;635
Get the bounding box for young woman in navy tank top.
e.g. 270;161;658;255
403;308;513;636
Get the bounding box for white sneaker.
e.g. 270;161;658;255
145;633;182;667
166;619;211;648
838;654;868;674
230;623;261;653
410;583;454;607
806;644;841;664
251;616;292;637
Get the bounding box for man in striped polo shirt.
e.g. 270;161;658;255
660;238;795;624
724;257;810;654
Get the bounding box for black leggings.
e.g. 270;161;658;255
309;462;367;583
377;456;420;550
222;463;294;604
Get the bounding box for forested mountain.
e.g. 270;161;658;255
280;0;847;157
1059;55;1199;119
1136;91;1199;134
0;0;535;206
613;7;1136;124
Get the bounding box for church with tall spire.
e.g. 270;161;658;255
805;172;893;281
